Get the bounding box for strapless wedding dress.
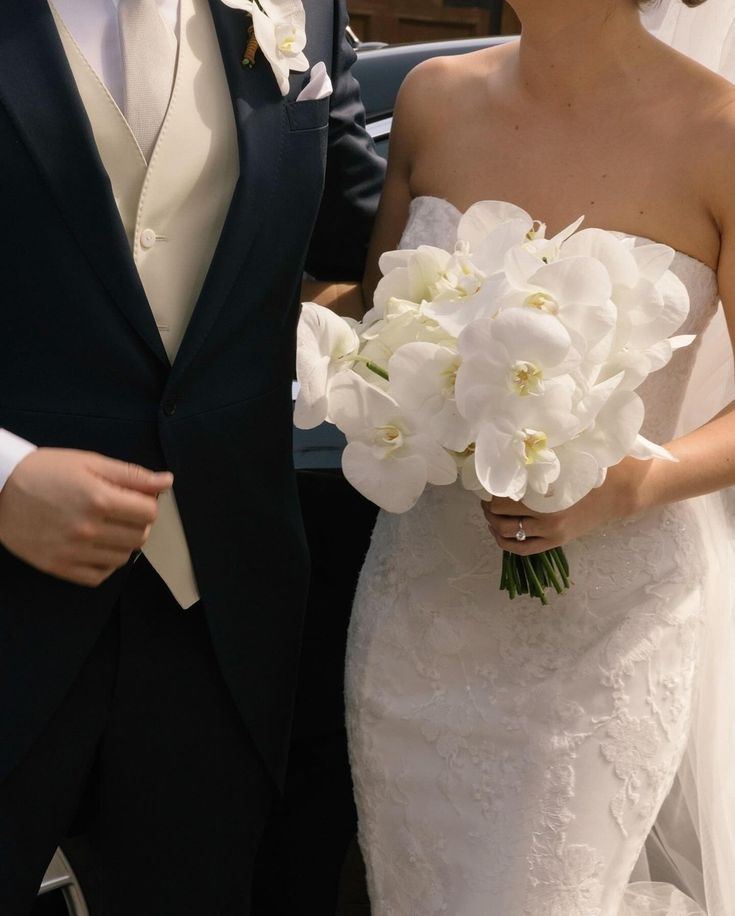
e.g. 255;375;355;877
345;197;733;915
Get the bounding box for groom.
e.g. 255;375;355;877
0;0;383;913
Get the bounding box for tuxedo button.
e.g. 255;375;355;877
140;228;157;249
163;400;178;417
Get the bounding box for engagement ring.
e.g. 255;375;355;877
516;520;527;543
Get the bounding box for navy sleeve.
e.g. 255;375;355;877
304;0;386;282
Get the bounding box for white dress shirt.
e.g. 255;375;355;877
0;0;180;491
54;0;180;109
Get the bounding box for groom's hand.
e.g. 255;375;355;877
0;449;173;587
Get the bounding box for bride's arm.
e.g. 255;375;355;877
361;65;433;305
300;279;365;319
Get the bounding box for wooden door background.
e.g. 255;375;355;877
346;0;520;44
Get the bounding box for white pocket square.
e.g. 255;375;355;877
296;62;334;102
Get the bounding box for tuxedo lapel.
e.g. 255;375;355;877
169;0;286;384
0;0;169;367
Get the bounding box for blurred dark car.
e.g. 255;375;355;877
37;32;516;916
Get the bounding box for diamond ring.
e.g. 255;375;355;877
515;520;527;542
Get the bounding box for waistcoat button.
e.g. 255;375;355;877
163;400;178;417
140;228;157;249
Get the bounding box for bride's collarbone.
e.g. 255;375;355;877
409;130;718;269
407;64;726;269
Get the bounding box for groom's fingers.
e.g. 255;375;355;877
96;483;160;528
97;521;153;550
91;455;174;496
74;546;137;569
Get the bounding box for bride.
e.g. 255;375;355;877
344;0;735;913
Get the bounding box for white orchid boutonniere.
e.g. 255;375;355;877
221;0;309;96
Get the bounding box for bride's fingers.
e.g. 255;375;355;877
481;498;539;520
486;514;539;540
496;534;552;557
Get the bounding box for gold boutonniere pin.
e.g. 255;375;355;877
243;22;259;68
221;0;310;94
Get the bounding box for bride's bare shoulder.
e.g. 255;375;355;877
656;46;735;247
393;42;516;126
666;49;735;177
653;39;735;124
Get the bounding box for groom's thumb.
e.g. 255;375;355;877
94;457;174;495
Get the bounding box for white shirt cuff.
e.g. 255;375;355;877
0;429;37;491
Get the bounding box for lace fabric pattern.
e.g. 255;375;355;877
345;197;720;916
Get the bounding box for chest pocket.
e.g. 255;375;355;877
285;97;330;132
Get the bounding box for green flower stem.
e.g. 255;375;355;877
506;553;518;600
366;361;390;382
539;551;564;595
524;557;549;606
502;547;571;605
557;548;571;578
517;556;529;596
352;355;390;382
513;557;525;596
552;548;571;588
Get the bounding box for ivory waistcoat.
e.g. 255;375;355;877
49;0;240;608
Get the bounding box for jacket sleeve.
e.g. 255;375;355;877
303;0;386;282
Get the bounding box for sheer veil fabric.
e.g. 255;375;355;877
632;4;735;914
642;0;735;433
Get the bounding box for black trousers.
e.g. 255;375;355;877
250;472;378;915
0;558;273;916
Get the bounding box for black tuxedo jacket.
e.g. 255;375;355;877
0;0;385;788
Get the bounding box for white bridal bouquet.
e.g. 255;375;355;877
294;201;694;603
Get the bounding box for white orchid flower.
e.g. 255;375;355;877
221;0;256;11
362;296;451;348
473;382;582;502
372;246;454;316
607;271;692;385
455;309;576;425
523;215;586;265
572;379;677;470
453;444;490;495
372;244;498;340
456;200;585;273
560;228;642;291
388;342;473;452
521;386;676;514
522;445;607;514
419;247;501;337
559;230;693;387
456;200;537;275
354;297;453;390
221;0;309;96
499;251;617;364
294;302;360;429
328;374;458;513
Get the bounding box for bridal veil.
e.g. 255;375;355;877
627;4;735;913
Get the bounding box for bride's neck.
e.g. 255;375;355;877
509;0;654;102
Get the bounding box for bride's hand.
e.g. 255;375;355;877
481;460;644;555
